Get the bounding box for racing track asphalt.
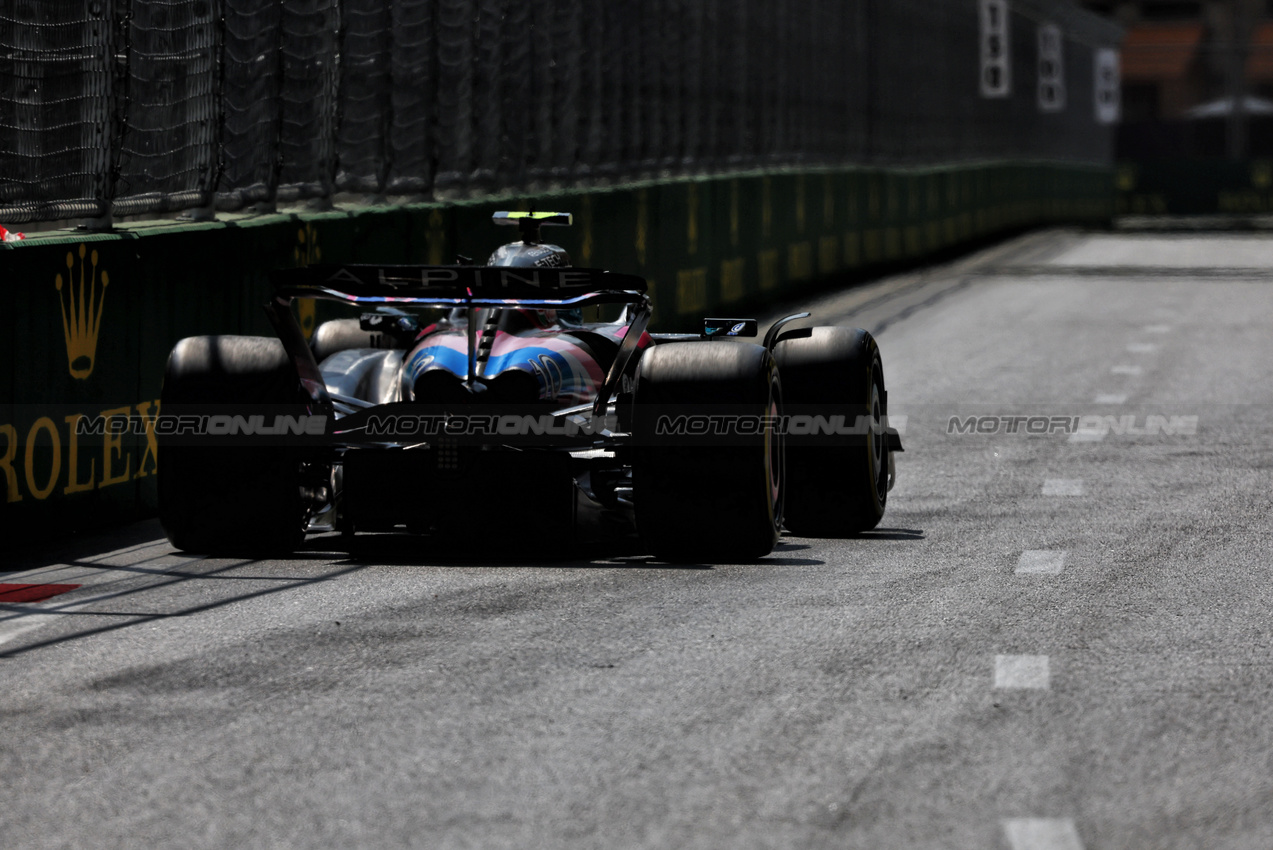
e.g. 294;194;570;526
2;229;1272;850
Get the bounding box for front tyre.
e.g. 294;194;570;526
631;342;783;562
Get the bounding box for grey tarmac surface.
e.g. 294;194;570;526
3;229;1272;849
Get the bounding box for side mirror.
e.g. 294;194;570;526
702;318;758;338
360;313;419;337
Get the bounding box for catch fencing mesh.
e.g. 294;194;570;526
0;2;115;221
112;0;220;215
0;0;1121;224
220;0;283;208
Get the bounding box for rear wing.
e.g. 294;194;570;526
265;264;652;420
271;264;647;308
492;210;572;242
492;210;572;227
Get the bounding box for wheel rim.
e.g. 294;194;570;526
869;369;886;500
767;399;781;508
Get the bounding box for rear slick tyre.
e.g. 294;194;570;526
631;342;783;562
158;336;311;555
773;326;889;537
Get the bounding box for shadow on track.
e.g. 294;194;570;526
856;527;926;540
330;534;830;569
784;527;926;542
0;560;367;659
0;525;874;658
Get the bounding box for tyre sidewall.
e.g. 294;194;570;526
631;342;783;561
774;327;888;536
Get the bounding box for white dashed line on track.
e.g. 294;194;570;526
1142;324;1171;333
1126;342;1157;353
1067;426;1105;444
1042;479;1084;496
1110;365;1143;375
1015;550;1067;575
1002;818;1084;850
994;655;1051;689
1093;393;1127;404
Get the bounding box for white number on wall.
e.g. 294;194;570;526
980;0;1012;98
1038;23;1065;112
1094;47;1121;124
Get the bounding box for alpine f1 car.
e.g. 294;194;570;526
157;212;903;561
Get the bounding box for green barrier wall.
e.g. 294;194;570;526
0;161;1112;544
1115;159;1273;216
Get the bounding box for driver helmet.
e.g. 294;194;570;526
487;241;570;269
486;242;582;325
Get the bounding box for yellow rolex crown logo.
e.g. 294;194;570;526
293;224;321;338
426;209;447;266
295;222;322;267
56;244;108;380
1253;161;1272;190
1116;165;1137;193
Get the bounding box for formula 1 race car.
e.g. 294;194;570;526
157;212;902;561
